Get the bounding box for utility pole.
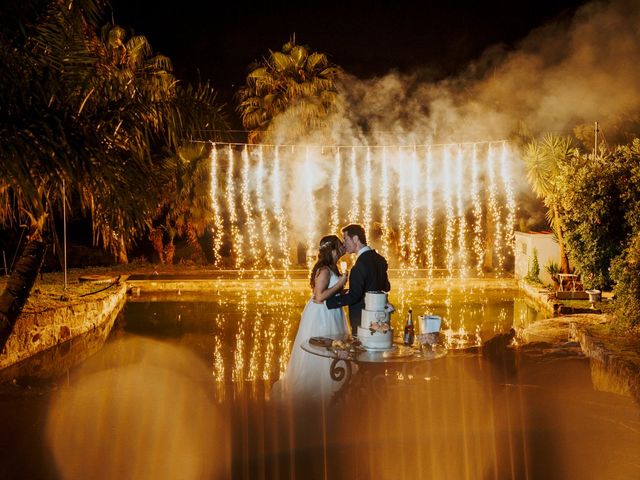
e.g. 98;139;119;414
63;179;67;291
594;121;599;159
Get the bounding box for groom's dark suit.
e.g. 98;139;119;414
326;248;390;335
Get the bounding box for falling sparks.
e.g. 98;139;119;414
500;142;517;258
255;146;274;274
380;146;391;261
443;146;455;276
226;145;244;271
210;146;224;267
398;148;408;266
424;146;434;274
408;147;419;270
455;145;468;277
471;145;484;276
304;147;316;270
364;147;373;242
486;144;504;272
240;145;260;267
330;148;341;234
271;146;290;272
348;146;360;223
210;141;516;276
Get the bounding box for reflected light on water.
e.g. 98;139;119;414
10;278;633;480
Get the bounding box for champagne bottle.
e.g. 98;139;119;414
403;308;414;346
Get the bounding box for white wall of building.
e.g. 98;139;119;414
514;232;560;285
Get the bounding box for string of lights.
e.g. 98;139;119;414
188;139;510;149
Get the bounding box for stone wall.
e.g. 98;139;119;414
570;322;640;404
0;284;127;370
518;280;556;315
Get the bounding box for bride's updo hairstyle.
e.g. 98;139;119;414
310;235;342;289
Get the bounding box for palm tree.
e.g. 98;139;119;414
236;35;343;143
151;143;216;264
523;133;576;273
0;0;226;348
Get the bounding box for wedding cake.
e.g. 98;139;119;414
357;291;394;350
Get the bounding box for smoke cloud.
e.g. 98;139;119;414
271;0;640;147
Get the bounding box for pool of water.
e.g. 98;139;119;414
119;278;543;382
0;279;639;479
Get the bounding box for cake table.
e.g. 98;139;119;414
301;335;447;404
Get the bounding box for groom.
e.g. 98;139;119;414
326;223;391;336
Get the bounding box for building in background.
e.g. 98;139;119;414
514;231;559;285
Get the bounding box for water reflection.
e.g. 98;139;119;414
0;280;639;479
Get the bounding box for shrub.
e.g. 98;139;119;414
611;232;640;329
526;248;541;284
545;260;560;287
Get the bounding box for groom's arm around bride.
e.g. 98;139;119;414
325;224;391;335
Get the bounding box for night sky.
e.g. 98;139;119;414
108;0;587;122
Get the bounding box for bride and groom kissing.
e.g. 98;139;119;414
272;223;390;402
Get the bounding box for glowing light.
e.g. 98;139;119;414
210;146;224;267
226;145;244;271
364;147;373;242
304;147;316;270
380;147;391;261
398;148;408;267
330;148;341;234
233;286;248;384
210;141;517;276
241;145;259;267
471;144;484;276
487;144;504;271
271;146;290;272
455;145;468;277
409;147;419;270
348;146;360;223
255;146;274;274
424;146;434;275
443;146;455;276
213;317;226;400
500;142;516;258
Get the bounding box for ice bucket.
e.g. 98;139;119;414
419;315;442;333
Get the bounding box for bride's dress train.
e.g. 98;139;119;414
271;272;348;402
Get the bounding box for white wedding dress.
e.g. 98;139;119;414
271;270;348;402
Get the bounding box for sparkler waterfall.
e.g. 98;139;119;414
209;141;516;276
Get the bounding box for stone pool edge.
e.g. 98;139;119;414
0;282;128;370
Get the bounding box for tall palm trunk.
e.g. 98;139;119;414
0;239;46;350
116;236;128;264
552;205;571;273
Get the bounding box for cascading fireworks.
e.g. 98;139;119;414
271;146;290;272
209;147;224;267
209;141;516;277
455;146;468;277
398;148;408;266
363;147;373;244
240;145;259;265
471;145;484;276
424;146;435;274
380;146;391;260
255;146;274;273
348;146;360;223
225;144;244;270
408;148;419;271
303;147;316;270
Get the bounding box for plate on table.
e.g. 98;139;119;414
362;345;397;353
309;336;335;347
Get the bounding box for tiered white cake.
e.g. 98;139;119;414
357;291;393;350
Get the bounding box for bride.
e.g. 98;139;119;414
272;235;349;402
